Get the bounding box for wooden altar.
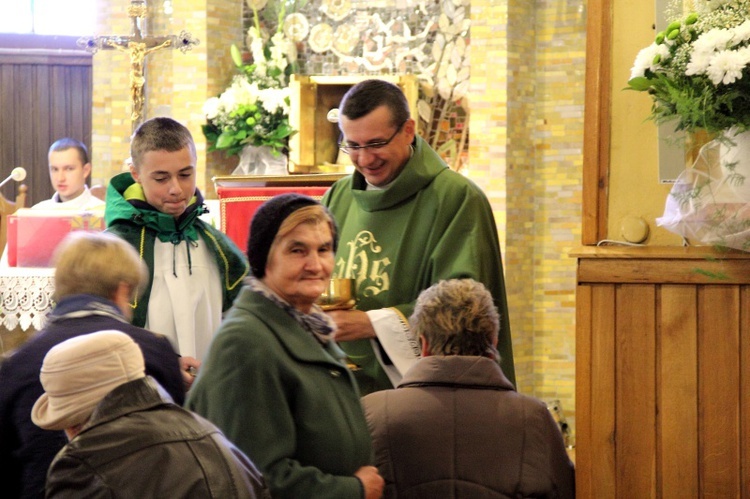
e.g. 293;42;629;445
574;246;750;497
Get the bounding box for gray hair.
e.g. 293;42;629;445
411;279;500;358
53;231;148;302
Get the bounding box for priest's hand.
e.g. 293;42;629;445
327;309;376;341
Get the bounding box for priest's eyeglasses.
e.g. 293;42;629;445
338;120;407;155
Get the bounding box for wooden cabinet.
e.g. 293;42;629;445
574;246;750;498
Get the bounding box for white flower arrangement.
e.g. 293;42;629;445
202;7;297;156
627;0;750;134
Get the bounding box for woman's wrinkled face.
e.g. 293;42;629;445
262;221;334;313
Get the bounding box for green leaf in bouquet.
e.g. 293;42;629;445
230;44;243;68
216;131;237;149
627;77;653;92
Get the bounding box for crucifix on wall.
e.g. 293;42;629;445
78;0;200;132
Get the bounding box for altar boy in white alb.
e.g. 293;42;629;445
0;139;104;267
104;117;249;365
32;138;105;211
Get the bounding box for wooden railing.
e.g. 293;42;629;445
574;246;750;497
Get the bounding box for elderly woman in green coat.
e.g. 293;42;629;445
187;194;383;499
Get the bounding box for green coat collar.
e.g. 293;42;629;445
104;172;249;328
349;135;449;212
235;287;353;375
105;172;204;243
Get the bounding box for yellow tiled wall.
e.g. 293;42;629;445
470;0;585;436
90;0;133;187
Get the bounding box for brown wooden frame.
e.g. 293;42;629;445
582;0;612;244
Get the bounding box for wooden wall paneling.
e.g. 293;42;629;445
50;65;69;137
68;64;93;199
590;284;617;497
16;63;47;205
63;66;74;132
575;247;750;497
81;66;93;171
32;64;51;206
78;67;92;154
0;66;10;146
73;66;85;136
0;64;16;201
698;286;741;497
55;66;69;134
615;284;657;497
69;67;86;141
72;65;92;184
574;283;593;498
46;65;70;202
741;287;750;498
0;45;92;207
579;256;750;285
16;65;36;202
59;65;92;175
658;285;699;497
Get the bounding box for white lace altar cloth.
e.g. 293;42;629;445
0;267;55;331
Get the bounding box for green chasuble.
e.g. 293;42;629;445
323;135;515;394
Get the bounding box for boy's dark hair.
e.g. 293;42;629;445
130;117;196;170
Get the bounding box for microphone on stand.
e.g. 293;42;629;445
0;167;27;189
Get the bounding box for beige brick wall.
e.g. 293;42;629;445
90;0;132;187
470;0;585;437
91;0;243;196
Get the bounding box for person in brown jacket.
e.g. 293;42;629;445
32;330;269;499
362;279;575;499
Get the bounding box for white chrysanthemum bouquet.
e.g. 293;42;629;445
202;6;297;156
628;0;750;134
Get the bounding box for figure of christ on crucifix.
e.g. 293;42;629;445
78;0;199;132
109;39;173;127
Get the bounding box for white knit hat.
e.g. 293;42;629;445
31;330;145;431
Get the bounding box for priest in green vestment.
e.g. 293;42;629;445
323;79;515;394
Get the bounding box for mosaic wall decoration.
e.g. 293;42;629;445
243;0;471;169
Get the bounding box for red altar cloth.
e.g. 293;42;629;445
217;186;330;252
7;209;104;267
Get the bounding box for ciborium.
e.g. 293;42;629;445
317;278;356;311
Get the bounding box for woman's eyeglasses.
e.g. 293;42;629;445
338;120;407;155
